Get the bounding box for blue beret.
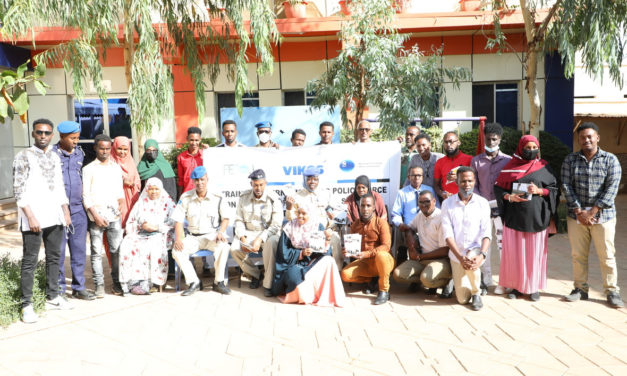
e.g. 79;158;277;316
303;166;323;176
255;121;272;129
248;169;266;180
57;121;81;134
190;166;207;179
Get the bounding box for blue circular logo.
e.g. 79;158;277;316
339;160;355;172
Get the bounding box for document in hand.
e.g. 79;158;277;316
308;231;327;253
512;182;532;200
344;234;362;256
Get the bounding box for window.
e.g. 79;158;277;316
217;92;259;125
74;98;132;164
472;83;519;128
305;90;317;105
284;90;305;106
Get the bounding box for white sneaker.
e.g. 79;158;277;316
46;295;74;310
21;304;39;323
494;285;505;295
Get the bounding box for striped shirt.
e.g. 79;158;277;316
561;148;622;223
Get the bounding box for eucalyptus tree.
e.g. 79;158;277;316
307;0;469;141
488;0;626;136
0;0;279;135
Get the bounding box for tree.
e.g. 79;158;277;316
488;0;626;137
0;60;48;124
0;0;279;135
307;0;469;141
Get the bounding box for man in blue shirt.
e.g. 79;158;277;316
562;122;623;308
53;121;95;300
391;166;436;271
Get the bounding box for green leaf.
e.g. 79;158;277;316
34;63;46;79
33;80;47;95
0;98;8;118
7;103;14;119
16;62;29;80
3;75;16;86
1;71;17;78
11;87;29;116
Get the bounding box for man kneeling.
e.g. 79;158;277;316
393;190;453;298
341;194;394;305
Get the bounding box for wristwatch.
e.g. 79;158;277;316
480;251;487;259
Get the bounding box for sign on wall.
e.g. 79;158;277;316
219;105;341;146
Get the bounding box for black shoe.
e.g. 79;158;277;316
213;281;231;295
263;288;274;297
425;288;437;296
249;275;261;289
481;288;488;296
529;292;540;301
72;289;96;301
607;292;624;308
564;288;588;302
362;277;379;295
181;281;203;296
507;289;522;299
471;294;483;311
374;291;389;305
408;282;420;293
438;280;454;299
112;283;124;296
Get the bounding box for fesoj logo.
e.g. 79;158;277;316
282;165;325;175
339;160;355;172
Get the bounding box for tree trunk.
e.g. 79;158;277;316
520;0;541;138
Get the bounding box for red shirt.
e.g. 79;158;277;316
433;152;472;194
177;149;203;193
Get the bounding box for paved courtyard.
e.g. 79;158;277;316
1;196;626;376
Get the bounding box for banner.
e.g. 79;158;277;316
202;141;401;216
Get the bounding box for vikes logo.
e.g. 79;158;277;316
282;165;325;175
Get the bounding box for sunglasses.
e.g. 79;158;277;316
358;128;371;132
34;130;53;136
409;174;423;178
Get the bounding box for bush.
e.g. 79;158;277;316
162;137;218;176
459;128;571;179
0;255;47;327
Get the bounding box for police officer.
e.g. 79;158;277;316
230;169;283;297
53;121;95;300
171;166;231;296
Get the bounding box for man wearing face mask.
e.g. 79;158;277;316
470;123;511;295
254;121;280;149
441;166;491;311
433;131;472;201
341;193;394;305
285;166;343;268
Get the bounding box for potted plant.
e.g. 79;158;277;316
459;0;482;11
283;1;308;18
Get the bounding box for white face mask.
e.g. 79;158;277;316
484;145;499;153
258;133;270;144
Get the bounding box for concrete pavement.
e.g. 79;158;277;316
1;196;626;375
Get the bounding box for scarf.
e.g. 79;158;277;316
495;135;548;191
283;202;319;248
133;177;175;227
137;139;176;180
111;136;141;189
352;175;371;202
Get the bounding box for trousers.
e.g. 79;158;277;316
89;220;123;286
173;233;230;285
230;231;279;289
392;258;452;288
341;252;395;292
58;210;88;292
21;225;63;307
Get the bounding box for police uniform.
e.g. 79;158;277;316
53;121;89;295
171;186;230;287
230;170;284;289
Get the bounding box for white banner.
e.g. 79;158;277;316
202;141;401;216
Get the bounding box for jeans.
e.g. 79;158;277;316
89;220;123;286
21;225;64;307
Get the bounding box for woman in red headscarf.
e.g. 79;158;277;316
112;136;141;227
494;135;559;301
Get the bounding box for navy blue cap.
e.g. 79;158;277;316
57;121;81;134
303;166;323;176
190;166;207;179
255;121;272;129
248;169;266;180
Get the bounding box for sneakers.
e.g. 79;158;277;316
607;292;625;308
471;294;483;311
46;295;74;310
213;281;231;295
21;304;39;324
564;288;588;302
72;289;96;301
493;285;505;295
94;284;105;299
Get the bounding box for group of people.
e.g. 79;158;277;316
12;117;623;324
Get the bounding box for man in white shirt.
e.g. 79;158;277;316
172;166;231;296
82;134;125;298
13;119;72;323
441;166;491;311
393;190;453;298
